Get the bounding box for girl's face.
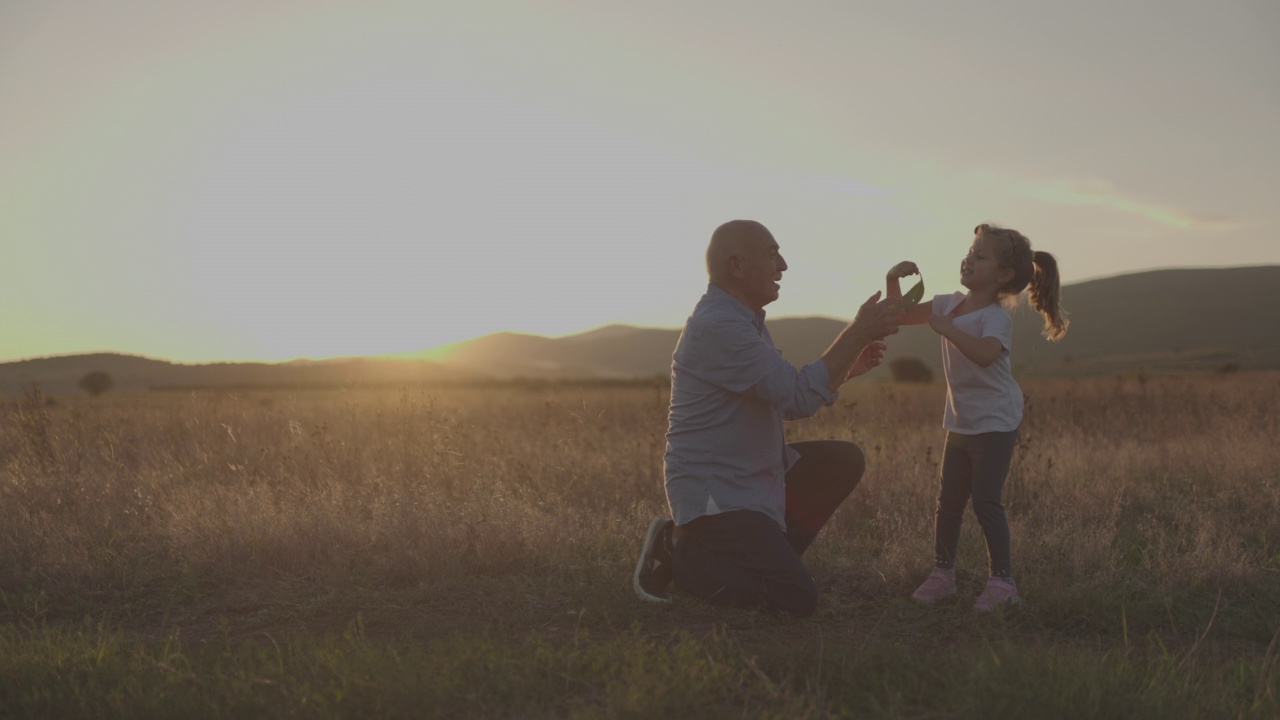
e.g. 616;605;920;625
959;237;1013;291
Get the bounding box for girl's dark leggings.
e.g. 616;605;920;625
933;429;1019;578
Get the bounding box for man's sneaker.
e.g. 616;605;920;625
911;567;957;604
973;576;1021;611
633;518;674;604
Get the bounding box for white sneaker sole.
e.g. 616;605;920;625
632;518;673;604
911;587;957;605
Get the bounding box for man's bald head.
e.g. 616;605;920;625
705;220;788;312
706;220;774;283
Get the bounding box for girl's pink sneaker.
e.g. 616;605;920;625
973;576;1020;611
911;567;957;604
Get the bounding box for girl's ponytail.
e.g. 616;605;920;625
1029;250;1068;341
977;223;1070;341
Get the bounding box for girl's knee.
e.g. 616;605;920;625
972;500;1008;526
972;497;1006;513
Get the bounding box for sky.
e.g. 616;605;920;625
3;0;1277;363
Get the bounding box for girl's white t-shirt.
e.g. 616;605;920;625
934;292;1024;434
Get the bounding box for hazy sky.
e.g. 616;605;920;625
3;0;1277;363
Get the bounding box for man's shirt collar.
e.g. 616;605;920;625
706;283;767;330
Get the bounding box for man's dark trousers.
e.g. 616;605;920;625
670;440;864;616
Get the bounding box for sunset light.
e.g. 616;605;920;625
2;1;1277;363
2;3;1279;715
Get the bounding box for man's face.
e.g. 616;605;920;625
733;232;788;311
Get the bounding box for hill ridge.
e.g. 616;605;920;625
4;266;1278;394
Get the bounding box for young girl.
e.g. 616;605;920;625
889;223;1067;611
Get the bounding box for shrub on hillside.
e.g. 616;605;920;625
78;371;114;397
889;357;932;383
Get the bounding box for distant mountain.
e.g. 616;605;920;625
0;354;468;397
4;266;1277;396
401;325;686;379
411;265;1280;380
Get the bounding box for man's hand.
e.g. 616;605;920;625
822;292;905;392
844;340;887;381
852;291;904;341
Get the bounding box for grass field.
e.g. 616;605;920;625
2;371;1279;718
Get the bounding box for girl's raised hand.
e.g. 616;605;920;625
887;261;920;280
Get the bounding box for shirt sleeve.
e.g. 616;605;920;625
932;292;961;315
695;316;836;418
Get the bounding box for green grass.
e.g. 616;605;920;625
2;618;1275;719
2;374;1279;717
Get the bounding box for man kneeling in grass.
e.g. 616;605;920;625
633;220;902;616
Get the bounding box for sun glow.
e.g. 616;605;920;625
2;1;1276;363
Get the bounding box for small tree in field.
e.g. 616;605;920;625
79;371;114;397
889;357;933;383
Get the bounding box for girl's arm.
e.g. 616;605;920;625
928;315;1004;367
886;262;932;325
900;302;933;325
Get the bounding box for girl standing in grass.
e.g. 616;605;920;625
888;224;1068;611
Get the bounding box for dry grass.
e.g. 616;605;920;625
1;372;1278;716
4;374;1279;619
1;382;671;619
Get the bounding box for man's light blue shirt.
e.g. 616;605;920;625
663;284;838;529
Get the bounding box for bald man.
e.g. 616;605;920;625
632;219;902;616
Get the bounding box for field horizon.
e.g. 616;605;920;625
5;265;1280;399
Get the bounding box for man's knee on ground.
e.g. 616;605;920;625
774;576;819;617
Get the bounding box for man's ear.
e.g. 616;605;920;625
728;255;743;278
